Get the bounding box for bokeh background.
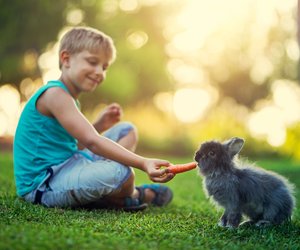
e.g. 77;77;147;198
0;0;299;160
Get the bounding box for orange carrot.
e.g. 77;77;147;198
166;162;197;174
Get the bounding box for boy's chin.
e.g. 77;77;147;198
83;84;98;92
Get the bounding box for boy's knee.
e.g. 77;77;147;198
103;121;138;142
118;121;137;138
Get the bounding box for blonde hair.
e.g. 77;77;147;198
58;27;116;69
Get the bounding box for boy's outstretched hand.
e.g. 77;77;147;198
143;159;175;183
94;103;122;133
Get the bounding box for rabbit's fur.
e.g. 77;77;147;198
194;137;295;228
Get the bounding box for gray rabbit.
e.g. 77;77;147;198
194;137;295;228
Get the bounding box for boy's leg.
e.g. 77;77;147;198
43;122;139;208
81;122;138;207
100;122;172;207
102;121;138;151
95;122;138;206
28;154;134;208
24;122;171;209
117;127;138;152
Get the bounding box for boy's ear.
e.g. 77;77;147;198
223;137;244;158
60;50;71;68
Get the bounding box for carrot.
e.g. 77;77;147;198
166;162;197;174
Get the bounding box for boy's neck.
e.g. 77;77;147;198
58;76;80;99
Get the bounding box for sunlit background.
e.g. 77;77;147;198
0;0;299;158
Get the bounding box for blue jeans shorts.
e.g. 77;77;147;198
23;122;134;208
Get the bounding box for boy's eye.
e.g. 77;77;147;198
88;60;98;66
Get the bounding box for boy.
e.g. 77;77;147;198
13;27;174;211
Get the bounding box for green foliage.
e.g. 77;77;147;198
0;0;109;84
281;123;300;160
0;0;76;82
199;9;299;109
1;152;300;250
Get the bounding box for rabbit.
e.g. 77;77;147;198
194;137;296;228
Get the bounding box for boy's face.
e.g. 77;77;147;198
62;49;110;93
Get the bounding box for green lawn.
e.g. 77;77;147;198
1;152;300;250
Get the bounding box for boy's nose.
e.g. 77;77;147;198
95;65;104;75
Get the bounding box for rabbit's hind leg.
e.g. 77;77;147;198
239;219;255;227
255;220;271;227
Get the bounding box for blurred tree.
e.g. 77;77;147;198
1;0;68;83
298;0;300;44
0;0;106;86
200;13;298;109
298;0;300;75
170;3;298;110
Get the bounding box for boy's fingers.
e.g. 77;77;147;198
158;161;170;167
151;168;168;177
151;173;174;183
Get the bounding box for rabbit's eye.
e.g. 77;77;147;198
208;151;215;157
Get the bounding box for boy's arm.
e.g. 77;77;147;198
44;88;173;183
77;103;120;149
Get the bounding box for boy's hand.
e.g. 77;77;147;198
143;159;175;183
94;103;122;133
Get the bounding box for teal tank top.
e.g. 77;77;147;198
13;80;78;196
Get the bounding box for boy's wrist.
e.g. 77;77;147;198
136;157;148;172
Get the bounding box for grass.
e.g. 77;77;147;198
1;152;300;250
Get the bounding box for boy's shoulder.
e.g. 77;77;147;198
40;85;72;107
39;81;71;99
36;83;73;117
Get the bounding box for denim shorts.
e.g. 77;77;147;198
23;122;134;208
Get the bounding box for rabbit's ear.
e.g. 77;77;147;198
223;137;244;158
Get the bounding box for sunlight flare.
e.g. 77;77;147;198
173;88;211;123
272;80;300;124
0;85;21;136
247;106;286;147
126;30;148;49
